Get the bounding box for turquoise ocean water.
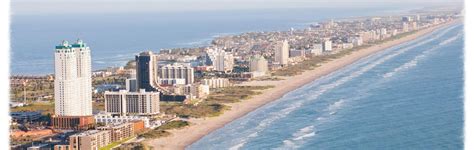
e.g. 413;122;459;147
188;23;464;150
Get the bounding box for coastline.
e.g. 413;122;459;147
147;20;458;150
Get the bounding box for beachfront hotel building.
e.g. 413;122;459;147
52;39;95;130
69;130;111;150
54;39;92;116
207;48;235;72
311;43;324;55
249;55;268;73
171;84;210;99
136;51;159;92
104;89;160;116
323;40;333;51
201;77;231;89
135;52;187;101
94;112;153;128
274;40;289;65
97;122;134;142
158;63;194;85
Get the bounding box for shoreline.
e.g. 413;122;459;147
145;20;459;149
10;13;416;76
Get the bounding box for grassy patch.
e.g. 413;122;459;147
253;76;284;81
205;86;274;103
161;102;228;118
139;121;190;139
157;120;189;130
11;103;54;115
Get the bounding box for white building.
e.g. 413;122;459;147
380;28;387;36
323;40;332;51
158;63;194;85
350;36;363;46
402;22;409;32
54;39;92;116
411;22;418;30
158;78;186;85
249;55;268;73
274;40;289;65
126;78;137;92
311;43;324;55
207;49;234;72
342;43;354;49
94;113;155;128
392;29;399;36
201;78;231;89
104;89;160;116
172;84;210;99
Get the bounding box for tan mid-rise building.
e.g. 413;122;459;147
97;122;134;142
69;130;111;150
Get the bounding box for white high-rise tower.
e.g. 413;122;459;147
275;40;289;65
54;39;92;116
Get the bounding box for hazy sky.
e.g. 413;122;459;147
12;0;463;15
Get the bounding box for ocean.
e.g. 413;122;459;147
187;23;464;149
11;6;416;75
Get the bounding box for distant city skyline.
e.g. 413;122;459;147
11;0;463;15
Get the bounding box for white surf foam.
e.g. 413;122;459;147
228;24;460;149
271;25;460;149
383;29;462;79
439;32;462;46
327;99;345;114
278;125;316;149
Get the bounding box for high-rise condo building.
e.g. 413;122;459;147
54;39;92;116
158;63;194;85
52;39;94;130
323;40;332;51
402;16;413;22
249;55;268;73
136;51;158;92
104;89;160;116
207;49;234;72
274;40;289;65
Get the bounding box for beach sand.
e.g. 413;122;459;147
145;20;457;150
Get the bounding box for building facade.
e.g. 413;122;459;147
323;40;332;51
249;55;268;73
158;63;194;85
51;116;95;130
201;78;231;89
274;40;289;65
94;113;153;128
171;84;210;99
69;130;111;150
10;111;41;122
125;78;137;92
207;49;234;72
54;39;92;116
97;123;134;142
104;89;160;116
135;51;158;92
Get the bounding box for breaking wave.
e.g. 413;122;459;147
383;29;462;78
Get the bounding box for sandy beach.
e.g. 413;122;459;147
145;20;457;150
